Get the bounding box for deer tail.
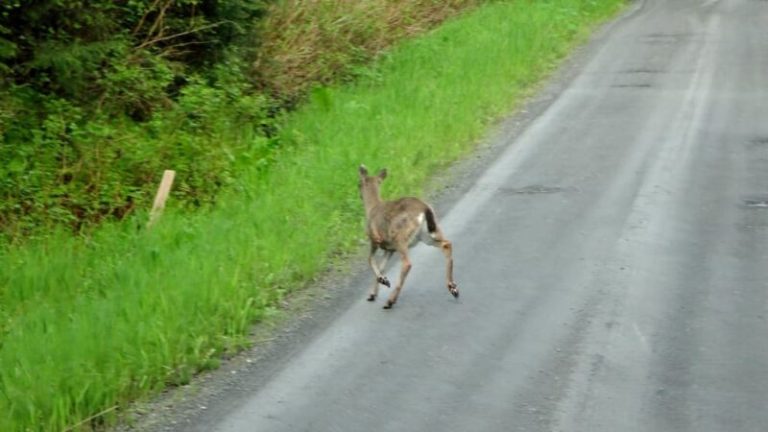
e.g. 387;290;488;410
425;207;438;234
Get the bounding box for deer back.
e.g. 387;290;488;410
368;197;433;249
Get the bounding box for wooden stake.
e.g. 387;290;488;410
147;169;176;228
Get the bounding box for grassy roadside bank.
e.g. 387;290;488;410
0;1;625;430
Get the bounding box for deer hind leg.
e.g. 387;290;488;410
440;239;459;298
384;248;412;309
368;250;393;301
425;228;459;299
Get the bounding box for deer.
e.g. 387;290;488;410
358;165;459;309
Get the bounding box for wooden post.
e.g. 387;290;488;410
147;169;176;228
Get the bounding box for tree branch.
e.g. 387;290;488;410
134;21;231;51
132;0;163;36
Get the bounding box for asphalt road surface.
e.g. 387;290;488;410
158;0;768;430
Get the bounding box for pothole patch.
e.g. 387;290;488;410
611;83;652;88
619;68;664;74
743;198;768;209
499;185;575;195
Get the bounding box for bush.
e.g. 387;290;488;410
0;1;269;240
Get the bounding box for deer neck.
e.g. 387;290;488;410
361;187;383;218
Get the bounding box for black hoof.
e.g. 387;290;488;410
377;276;391;287
367;294;376;302
448;283;459;299
383;300;395;309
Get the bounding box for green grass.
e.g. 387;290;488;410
0;0;625;430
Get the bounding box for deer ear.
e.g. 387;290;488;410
359;165;369;177
378;169;388;180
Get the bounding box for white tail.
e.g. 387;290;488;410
358;165;458;309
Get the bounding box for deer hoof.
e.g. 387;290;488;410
448;282;459;299
383;300;395;309
377;276;391;287
367;294;376;301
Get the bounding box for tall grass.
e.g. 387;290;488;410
0;0;624;430
254;0;481;99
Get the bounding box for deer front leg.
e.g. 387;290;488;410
368;244;391;292
371;227;384;246
368;250;393;301
367;222;384;246
384;250;412;309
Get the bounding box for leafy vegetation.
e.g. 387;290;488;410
0;0;270;240
0;0;624;430
0;0;477;242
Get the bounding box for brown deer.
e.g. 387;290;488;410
358;165;459;309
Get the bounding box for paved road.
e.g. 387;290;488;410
166;0;768;430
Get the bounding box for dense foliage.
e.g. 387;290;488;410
0;0;269;240
0;0;482;243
